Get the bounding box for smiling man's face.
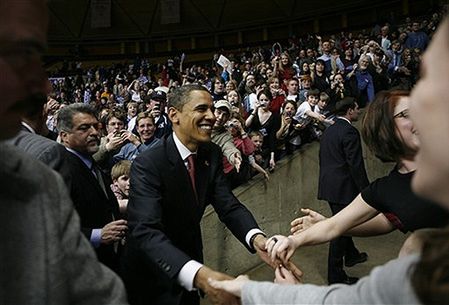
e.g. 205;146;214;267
170;90;216;151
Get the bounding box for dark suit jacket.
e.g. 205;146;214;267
65;151;122;272
318;118;369;205
123;134;260;305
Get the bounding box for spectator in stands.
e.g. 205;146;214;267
111;160;131;215
379;25;392;51
387;40;404;77
227;89;246;118
311;59;331;93
211;100;242;175
285;77;301;104
94;108;139;172
145;91;172;139
315;92;335;125
267;76;286;115
245;89;280;171
113;112;160;162
341;47;357;74
127;79;142;102
225;112;255;188
225;79;238;93
294;89;326;142
347;55;375;107
249;131;268;170
370;49;390;93
113;75;125;104
317;41;345;75
298;75;312;103
298;61;311;76
126;101;138;131
405;21;429;51
276;100;302;155
273;51;296;83
239;72;257;113
211;76;226;101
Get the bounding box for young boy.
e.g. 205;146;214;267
312;92;335;138
249;131;269;179
110;160;132;214
294;89;328;142
294;89;327;127
298;75;312;102
315;92;335;126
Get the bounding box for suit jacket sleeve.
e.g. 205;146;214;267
207;144;260;253
342;127;369;190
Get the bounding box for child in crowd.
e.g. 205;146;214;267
110;160;131;215
249;131;270;179
313;92;335;138
298;75;312;102
294;89;327;143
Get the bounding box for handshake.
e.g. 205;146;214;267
199;234;305;305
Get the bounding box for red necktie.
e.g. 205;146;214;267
186;154;197;198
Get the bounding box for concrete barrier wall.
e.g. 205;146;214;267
201;136;399;278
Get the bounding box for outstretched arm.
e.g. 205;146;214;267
291;207;394;237
268;194;379;263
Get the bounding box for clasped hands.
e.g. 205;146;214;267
208;208;327;301
206;234;304;304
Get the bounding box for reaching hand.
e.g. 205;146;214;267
194;266;240;305
106;133;126;151
253;235;303;282
274;265;301;285
262;170;270;181
122;130;141;146
290;208;327;235
269;158;276;171
208;274;250;299
232;153;242;173
266;235;298;264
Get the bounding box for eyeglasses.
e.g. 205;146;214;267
393;109;410;119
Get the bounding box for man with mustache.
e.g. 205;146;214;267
0;0;127;303
58;103;127;274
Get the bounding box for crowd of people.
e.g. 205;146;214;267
40;7;444;190
3;0;449;304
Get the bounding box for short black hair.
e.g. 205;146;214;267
334;97;357;116
168;84;210;111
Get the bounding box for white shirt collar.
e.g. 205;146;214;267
21;121;36;134
173;132;196;161
337;116;352;125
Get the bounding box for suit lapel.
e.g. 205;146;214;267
165;135;201;207
196;144;211;207
67;152;113;205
